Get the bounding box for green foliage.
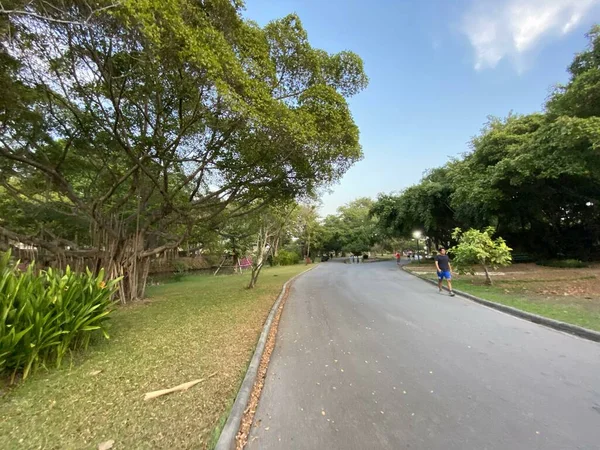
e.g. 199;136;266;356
536;259;588;269
274;250;300;266
319;198;376;255
0;0;367;302
371;167;457;246
449;227;512;284
371;26;600;261
547;25;600;118
0;251;118;382
172;260;190;282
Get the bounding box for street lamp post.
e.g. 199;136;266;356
413;231;422;261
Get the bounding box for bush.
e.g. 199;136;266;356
0;251;118;382
536;259;588;268
172;260;189;282
274;250;300;266
450;227;512;285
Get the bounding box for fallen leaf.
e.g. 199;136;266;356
89;370;103;376
98;440;114;450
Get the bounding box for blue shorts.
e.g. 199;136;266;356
437;271;451;280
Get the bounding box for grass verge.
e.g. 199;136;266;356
449;280;600;332
0;264;309;450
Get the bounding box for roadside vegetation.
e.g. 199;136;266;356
0;265;308;449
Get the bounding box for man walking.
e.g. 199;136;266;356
435;247;455;296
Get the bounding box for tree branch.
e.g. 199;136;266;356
0;2;120;26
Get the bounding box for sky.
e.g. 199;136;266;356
243;0;600;216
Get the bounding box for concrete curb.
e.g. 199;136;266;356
401;266;600;343
214;265;318;450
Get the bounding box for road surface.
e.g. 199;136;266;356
247;260;600;450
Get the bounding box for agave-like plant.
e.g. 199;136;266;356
0;251;120;383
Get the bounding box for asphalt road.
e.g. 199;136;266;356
246;260;600;450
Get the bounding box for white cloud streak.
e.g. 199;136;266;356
461;0;600;70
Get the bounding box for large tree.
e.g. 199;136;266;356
0;1;367;301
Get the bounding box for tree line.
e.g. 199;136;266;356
371;26;600;262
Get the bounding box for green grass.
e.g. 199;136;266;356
0;265;309;450
428;276;600;332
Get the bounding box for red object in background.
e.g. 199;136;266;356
239;257;252;268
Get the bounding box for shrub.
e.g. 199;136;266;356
450;227;512;285
536;259;588;268
172;260;189;282
274;250;300;266
0;251;118;382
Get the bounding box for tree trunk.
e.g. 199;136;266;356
273;235;280;258
248;262;264;289
103;233;152;304
248;225;270;289
483;265;492;285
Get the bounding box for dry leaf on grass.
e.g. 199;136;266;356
97;439;114;450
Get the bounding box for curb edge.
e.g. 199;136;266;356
214;265;318;450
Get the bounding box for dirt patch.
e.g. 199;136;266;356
409;262;600;300
474;264;600;300
456;264;600;304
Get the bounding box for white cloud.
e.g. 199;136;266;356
462;0;600;70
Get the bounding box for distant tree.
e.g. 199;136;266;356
370;167;458;249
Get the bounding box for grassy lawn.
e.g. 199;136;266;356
405;262;600;332
0;264;309;450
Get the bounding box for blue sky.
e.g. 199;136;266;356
243;0;600;216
